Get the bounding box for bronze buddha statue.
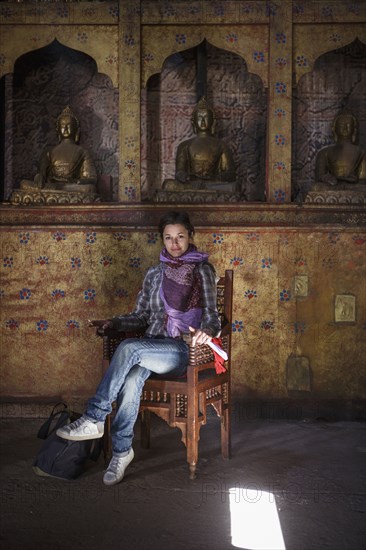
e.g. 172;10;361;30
315;110;366;186
163;97;237;193
20;106;97;194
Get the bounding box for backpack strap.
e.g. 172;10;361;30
37;402;69;440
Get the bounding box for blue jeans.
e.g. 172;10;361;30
85;337;189;454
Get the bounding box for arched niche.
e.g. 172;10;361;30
292;38;366;200
1;39;119;201
141;41;267;202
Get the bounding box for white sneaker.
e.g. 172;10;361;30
103;448;134;486
56;416;104;441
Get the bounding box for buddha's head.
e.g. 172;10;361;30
191;97;216;135
56;106;80;143
332;110;358;144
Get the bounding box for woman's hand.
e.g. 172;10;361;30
189;326;212;346
87;319;113;332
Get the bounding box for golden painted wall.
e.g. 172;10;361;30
1;1;366;409
1;217;365;401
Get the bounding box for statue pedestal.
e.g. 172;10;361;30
305;182;366;205
9;188;100;205
156;189;243;204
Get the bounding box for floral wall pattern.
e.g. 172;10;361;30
1;226;365;401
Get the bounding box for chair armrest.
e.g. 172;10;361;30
185;334;230;370
220;322;231;337
96;327;146;339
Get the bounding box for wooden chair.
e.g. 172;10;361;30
101;269;233;478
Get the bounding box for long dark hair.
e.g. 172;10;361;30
158;211;195;239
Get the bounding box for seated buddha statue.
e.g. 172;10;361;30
21;106;97;194
315;110;366;187
163;97;237;193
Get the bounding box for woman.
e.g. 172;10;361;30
57;211;221;485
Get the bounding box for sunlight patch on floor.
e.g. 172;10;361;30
229;487;286;550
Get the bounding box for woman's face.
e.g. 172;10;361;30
163;223;191;257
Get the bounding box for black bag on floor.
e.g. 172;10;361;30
33;402;102;480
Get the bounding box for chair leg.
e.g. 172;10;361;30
189;462;197;480
140;409;151;449
187;423;199;479
103;414;112;462
221;406;231;459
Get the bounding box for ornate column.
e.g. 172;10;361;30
267;1;293;204
119;0;141;202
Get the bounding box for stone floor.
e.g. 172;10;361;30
0;406;365;550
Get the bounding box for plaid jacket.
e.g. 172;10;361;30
112;262;221;338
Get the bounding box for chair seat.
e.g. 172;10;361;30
150;364;223;379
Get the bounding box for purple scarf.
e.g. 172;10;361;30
159;244;209;337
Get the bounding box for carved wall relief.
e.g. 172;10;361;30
335;294;356;323
286;356;312;392
294;275;309;297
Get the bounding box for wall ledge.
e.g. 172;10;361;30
1;202;366;228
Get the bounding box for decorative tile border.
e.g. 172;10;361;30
292;0;366;23
141;0;270;25
0;1;119;25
